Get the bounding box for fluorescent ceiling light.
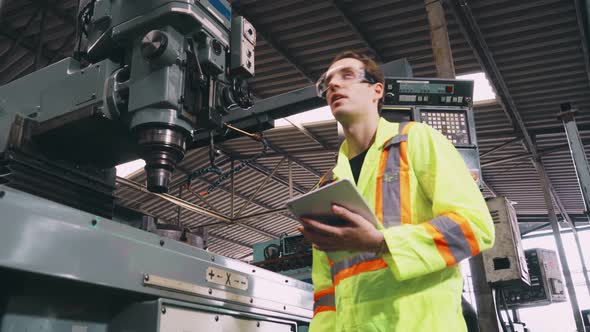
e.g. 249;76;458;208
116;159;146;178
457;72;496;103
274;106;333;128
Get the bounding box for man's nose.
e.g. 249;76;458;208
328;77;343;91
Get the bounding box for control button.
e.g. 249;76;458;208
417;96;423;102
458;96;463;103
424;96;429;102
452;97;458;103
400;95;416;102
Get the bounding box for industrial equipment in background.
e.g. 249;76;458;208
483;197;530;287
380;77;481;185
582;309;590;331
0;1;314;331
502;248;566;308
252;234;313;283
479;197;566;331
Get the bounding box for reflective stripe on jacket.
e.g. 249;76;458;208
309;118;494;332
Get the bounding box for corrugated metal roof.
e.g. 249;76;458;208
2;0;590;258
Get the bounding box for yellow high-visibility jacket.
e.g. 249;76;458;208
310;118;495;332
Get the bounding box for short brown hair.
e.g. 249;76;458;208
330;51;384;110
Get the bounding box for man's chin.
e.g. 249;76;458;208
332;111;357;126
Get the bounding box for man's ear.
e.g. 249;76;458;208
373;82;384;102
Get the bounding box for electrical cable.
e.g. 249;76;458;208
499;288;516;332
203;136;267;194
75;0;97;61
187;133;223;184
188;123;268;196
494;288;509;332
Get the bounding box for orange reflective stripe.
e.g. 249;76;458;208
446;212;480;255
314;287;335;302
400;122;416;225
375;147;390;225
423;222;456;267
314;305;336;316
333;258;388;286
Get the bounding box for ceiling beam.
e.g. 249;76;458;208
117;176;278;239
217;142;320;188
214;145;308;193
329;0;382;62
520;222;551;236
480;142;575;168
479;137;522;159
127;161;298;230
573;0;590;86
447;0;534;153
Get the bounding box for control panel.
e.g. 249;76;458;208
381;77;480;183
503;248;566;308
482;197;530;287
420;110;470;145
384;78;473;107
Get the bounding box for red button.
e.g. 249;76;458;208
446;85;453;93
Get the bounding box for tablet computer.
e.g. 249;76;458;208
285;179;379;228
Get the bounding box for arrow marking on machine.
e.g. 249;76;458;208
206;266;249;291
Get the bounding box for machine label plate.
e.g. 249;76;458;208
142;274;310;317
206;266;249;291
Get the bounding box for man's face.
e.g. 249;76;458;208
324;58;383;124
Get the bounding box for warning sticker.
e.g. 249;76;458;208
206;266;249;291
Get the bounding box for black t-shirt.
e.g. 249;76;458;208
349;149;368;184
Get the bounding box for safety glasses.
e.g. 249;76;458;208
316;65;377;98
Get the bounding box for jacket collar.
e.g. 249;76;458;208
333;118;400;182
338;117;399;157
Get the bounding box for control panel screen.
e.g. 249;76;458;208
384;77;473;107
420;110;470;145
399;81;454;94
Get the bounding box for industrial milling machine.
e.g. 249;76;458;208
0;1;314;331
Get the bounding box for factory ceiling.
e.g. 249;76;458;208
1;0;589;259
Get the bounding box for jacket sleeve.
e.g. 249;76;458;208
380;122;495;281
309;247;336;332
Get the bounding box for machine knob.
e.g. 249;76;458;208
384;92;395;103
141;30;169;60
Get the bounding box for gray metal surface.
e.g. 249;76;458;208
534;160;585;330
111;299;298;332
0;185;313;322
560;110;590;213
160;304;294;332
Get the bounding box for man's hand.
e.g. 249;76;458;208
298;205;384;252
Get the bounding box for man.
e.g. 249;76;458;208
298;51;495;332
